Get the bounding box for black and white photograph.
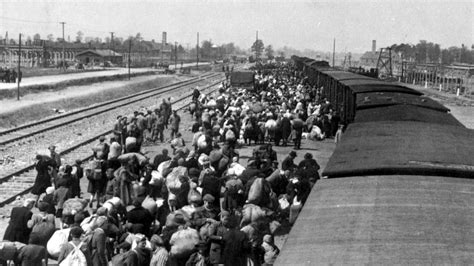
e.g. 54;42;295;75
0;0;473;265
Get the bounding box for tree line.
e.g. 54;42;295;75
390;40;474;65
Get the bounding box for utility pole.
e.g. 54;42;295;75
175;42;178;70
110;32;114;51
332;38;336;67
256;30;259;61
196;32;199;70
60;22;66;71
128;38;132;80
17;33;21;101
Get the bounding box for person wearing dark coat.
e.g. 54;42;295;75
292;115;305;149
200;174;221;209
153;149;171;169
3;199;34;244
280;115;292;146
126;237;152;266
17;233;48;266
281;151;297;172
222;216;250;266
297;153;321;183
126;200;154;237
31;155;53;203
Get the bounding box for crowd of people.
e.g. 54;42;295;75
1;62;342;266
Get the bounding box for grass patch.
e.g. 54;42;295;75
0;71;158;100
0;76;180;128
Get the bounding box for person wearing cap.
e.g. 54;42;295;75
169;109;181;140
150;234;169;266
48;145;61;169
282;150;297;171
3;198;35;244
191;193;219;231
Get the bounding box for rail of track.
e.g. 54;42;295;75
0;72;219;146
0;78;225;207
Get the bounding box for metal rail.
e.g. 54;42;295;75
0;73;219;146
0;79;224;207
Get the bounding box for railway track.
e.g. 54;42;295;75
0;73;225;207
0;72;218;146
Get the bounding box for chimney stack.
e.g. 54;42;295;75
372;40;376;53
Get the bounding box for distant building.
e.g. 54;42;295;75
75;49;122;65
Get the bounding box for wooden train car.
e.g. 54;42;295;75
278;55;474;264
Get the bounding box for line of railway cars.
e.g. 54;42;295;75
276;56;474;264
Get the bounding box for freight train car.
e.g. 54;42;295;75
277;56;474;264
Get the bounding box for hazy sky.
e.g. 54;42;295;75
0;0;472;53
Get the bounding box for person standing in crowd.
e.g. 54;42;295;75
71;159;83;198
3;198;34;244
150;235;169;266
125;236;152;266
58;226;91;265
169;110;181;140
292;114;305;149
160;98;171;129
49;145;61;169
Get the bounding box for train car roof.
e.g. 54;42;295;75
356;92;450;112
276;175;474;265
323;71;376;81
354;105;463;126
323;121;474;178
343;80;423;95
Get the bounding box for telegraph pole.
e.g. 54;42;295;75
60;22;66;71
332;38;336;67
17;33;21;101
110;32;114;51
175;41;178;70
196;32;199;70
256;30;259;61
128;38;132;80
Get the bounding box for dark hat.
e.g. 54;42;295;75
117;241;132;250
195;240;207;250
203;194;215;203
289;151;297;157
99;136;106;141
173;213;186;225
37;201;49;212
75;159;82;165
304;153;313;159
